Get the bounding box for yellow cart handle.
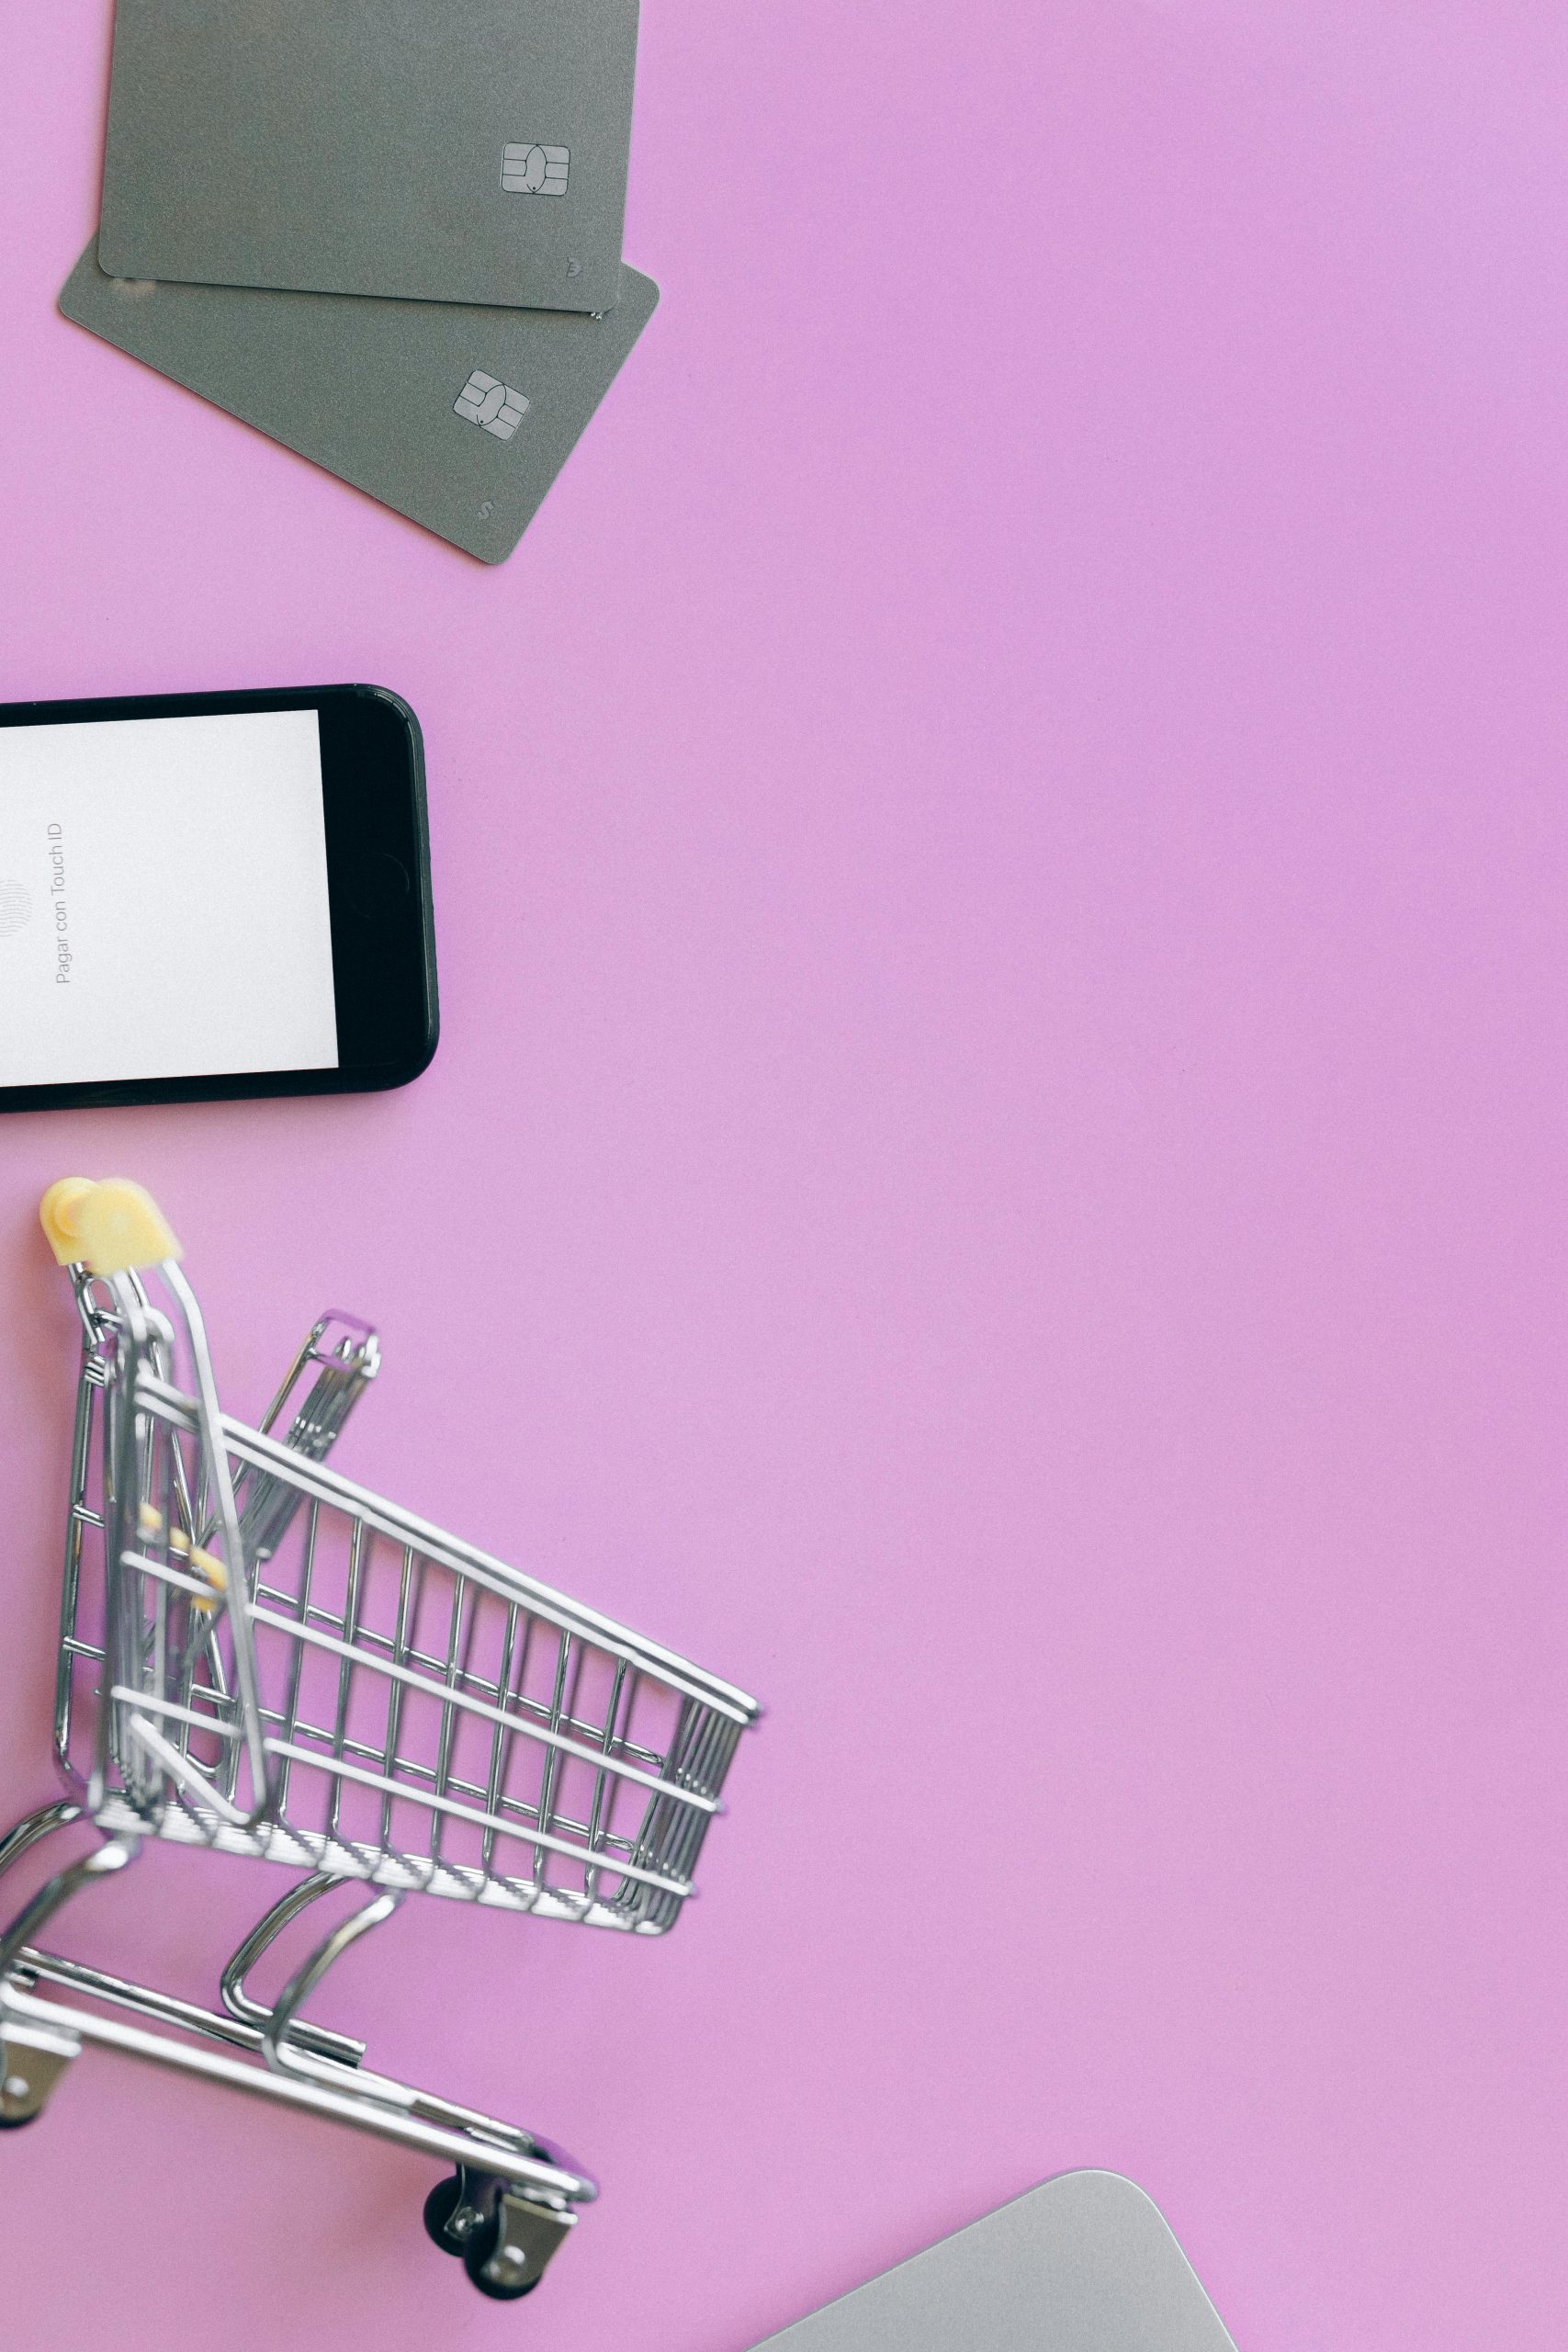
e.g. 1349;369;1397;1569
39;1178;182;1275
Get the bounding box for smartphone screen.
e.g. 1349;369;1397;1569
0;684;435;1112
1;707;337;1087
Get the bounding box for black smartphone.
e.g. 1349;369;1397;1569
0;682;437;1113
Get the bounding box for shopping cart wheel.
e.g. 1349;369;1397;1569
0;2026;77;2129
423;2174;467;2254
423;2168;491;2256
462;2213;543;2302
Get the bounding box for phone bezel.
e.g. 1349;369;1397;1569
0;681;438;1114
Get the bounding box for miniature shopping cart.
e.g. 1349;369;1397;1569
0;1179;759;2301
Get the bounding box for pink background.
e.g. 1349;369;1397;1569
2;2;1566;2345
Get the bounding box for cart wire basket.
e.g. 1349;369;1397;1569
0;1179;760;2301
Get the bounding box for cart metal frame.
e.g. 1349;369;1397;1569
0;1180;760;2301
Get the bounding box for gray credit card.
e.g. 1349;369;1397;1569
98;0;639;316
59;243;659;565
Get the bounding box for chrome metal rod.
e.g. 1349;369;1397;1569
133;1371;759;1722
12;1945;542;2161
221;1873;367;2067
0;1800;83;1881
0;1979;594;2204
162;1262;273;1816
0;1832;137;1983
262;1886;401;2078
15;1946;268;2057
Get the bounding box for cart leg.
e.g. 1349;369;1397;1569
258;1884;401;2078
220;1872;368;2069
0;1799;84;1882
0;1817;136;1981
0;1811;137;2128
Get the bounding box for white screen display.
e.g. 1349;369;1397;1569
0;708;339;1087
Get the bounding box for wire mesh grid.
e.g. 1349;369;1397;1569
58;1295;754;1936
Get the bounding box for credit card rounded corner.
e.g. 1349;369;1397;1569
60;239;159;331
93;218;133;280
57;239;100;327
626;266;660;321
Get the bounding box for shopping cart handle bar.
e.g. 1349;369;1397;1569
40;1178;182;1275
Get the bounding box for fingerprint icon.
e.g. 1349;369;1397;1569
0;879;30;939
